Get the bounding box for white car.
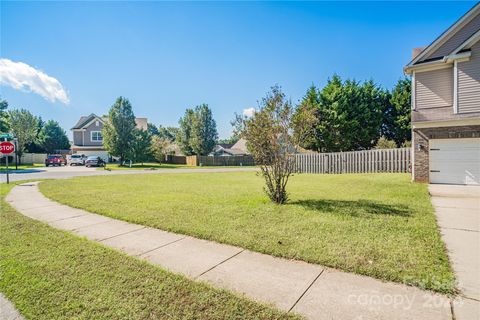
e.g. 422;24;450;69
69;154;86;166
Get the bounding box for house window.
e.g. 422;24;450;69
95;120;100;126
91;131;103;142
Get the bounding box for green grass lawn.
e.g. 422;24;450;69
0;163;44;172
100;163;253;170
0;183;299;320
40;172;455;293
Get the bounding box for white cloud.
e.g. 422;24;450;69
242;107;256;117
0;58;69;104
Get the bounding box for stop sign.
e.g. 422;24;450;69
0;141;15;154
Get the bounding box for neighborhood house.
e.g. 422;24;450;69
405;3;480;185
71;113;148;162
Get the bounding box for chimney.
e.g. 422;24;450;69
412;47;425;60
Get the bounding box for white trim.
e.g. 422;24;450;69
443;51;472;63
411;72;416;110
412;118;480;129
404;60;453;74
406;3;480;67
90;131;103;142
453;60;458;114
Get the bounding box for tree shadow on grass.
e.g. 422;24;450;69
290;199;411;217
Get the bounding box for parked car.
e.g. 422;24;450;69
85;156;106;168
69;154;86;166
45;155;66;167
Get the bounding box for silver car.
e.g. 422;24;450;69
69;154;86;166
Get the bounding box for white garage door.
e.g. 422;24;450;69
429;138;480;185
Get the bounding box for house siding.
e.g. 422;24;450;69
458;41;480;113
73;131;83;146
426;13;480;60
415;67;453;109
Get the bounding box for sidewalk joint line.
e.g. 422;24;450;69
97;226;146;242
136;236;188;257
449;299;456;320
47;214;88;222
288;269;324;313
441;226;479;233
459;295;480;302
194;249;245;280
71;220;113;232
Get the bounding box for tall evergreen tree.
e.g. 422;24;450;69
102;97;137;163
295;75;386;152
388;78;411;146
38;120;70;153
177;109;196;156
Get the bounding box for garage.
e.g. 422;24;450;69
429;138;480;185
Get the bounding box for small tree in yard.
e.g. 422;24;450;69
151;135;172;163
103;97;137;164
243;86;316;204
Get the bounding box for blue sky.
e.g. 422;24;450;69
0;1;476;139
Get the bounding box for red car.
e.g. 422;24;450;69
45;155;66;167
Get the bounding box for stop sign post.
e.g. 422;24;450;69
1;141;15;184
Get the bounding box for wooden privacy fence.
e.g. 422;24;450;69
20;153;47;164
186;155;255;166
294;148;411;174
164;155;187;165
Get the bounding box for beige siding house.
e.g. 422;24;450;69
71;113;148;162
404;3;480;185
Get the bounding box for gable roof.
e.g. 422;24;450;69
231;138;248;153
405;2;480;71
71;114;104;130
72;113;148;131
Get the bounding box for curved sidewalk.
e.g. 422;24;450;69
6;182;455;320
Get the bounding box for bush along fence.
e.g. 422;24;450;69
185;155;255;167
294;148;411;174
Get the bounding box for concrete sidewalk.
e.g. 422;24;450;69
0;294;24;320
429;184;480;320
5;182;454;320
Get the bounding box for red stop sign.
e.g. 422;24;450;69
0;141;15;154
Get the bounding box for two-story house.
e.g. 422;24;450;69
404;3;480;185
71;113;148;162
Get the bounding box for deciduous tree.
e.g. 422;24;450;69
102;97;137;163
130;129;152;164
190;104;218;155
8;109;39;161
243;85;315;204
150;135;172;163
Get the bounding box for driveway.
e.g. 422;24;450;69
429;184;480;319
0;165;258;183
